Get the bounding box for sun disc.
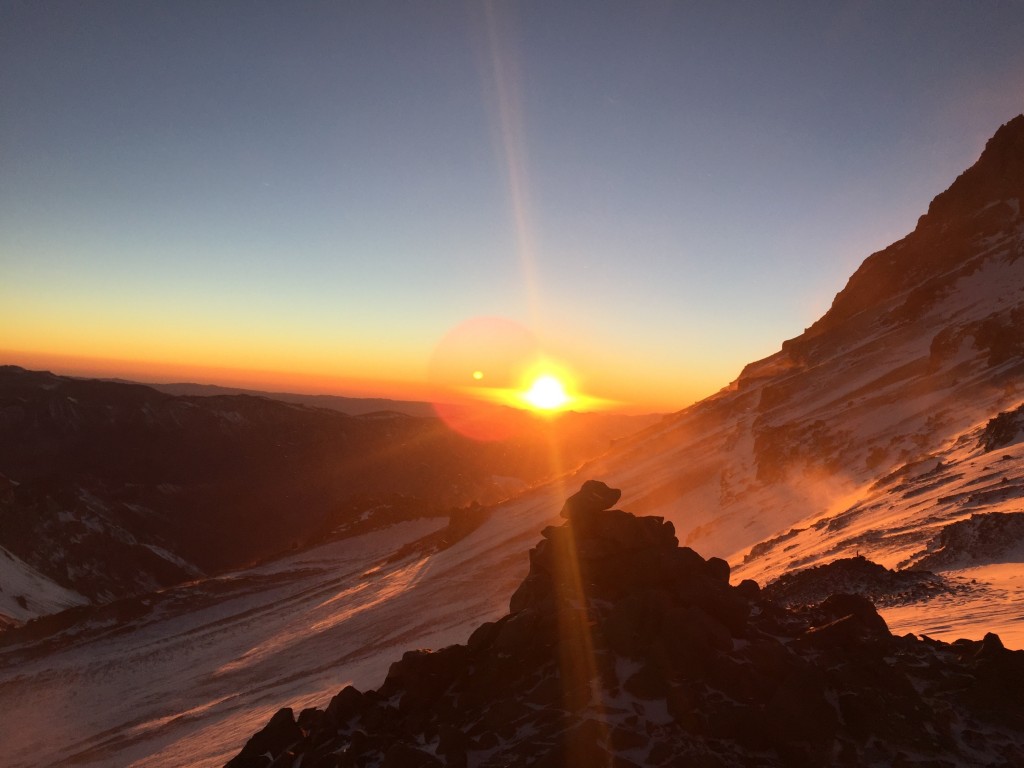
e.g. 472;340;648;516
524;374;570;410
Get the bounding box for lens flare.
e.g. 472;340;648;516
428;317;539;440
429;316;607;439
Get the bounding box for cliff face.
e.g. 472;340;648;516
800;114;1024;349
226;483;1024;768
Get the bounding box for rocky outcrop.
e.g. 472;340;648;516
908;511;1024;570
791;113;1024;358
979;402;1024;452
226;483;1024;768
762;555;962;608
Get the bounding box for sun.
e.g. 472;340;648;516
523;374;570;411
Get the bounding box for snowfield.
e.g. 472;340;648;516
0;499;563;768
0;545;88;628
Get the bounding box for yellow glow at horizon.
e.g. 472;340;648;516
2;295;715;411
523;374;570;410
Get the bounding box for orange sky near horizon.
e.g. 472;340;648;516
3;5;1020;420
1;347;422;400
0;341;719;414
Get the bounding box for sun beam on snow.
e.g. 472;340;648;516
213;559;429;678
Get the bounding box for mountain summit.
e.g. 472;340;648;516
226;482;1024;768
800;113;1024;349
924;114;1024;226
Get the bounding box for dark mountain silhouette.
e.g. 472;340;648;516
0;366;655;624
135;380;440;418
226;482;1024;768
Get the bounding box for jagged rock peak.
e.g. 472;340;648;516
225;482;1024;768
793;113;1024;347
511;480;738;616
559;479;621;519
922;113;1024;226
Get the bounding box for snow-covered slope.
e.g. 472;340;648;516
0;519;451;767
734;406;1024;647
574;115;1024;647
0;544;87;629
0;492;568;768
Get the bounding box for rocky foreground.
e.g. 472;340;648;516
226;482;1024;767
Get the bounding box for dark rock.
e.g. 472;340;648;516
912;512;1024;571
976;631;1006;658
225;707;302;768
803;613;870;649
465;618;501;652
736;578;761;599
660;603;732;661
297;707;324;734
534;718;610;768
608;724;646;751
704;556;731;583
672;546;709;579
381;743;442;768
763;669;838;746
818;592;889;635
325;686;365;728
559;479;621;520
978;403;1024;452
436;723;469;757
763;554;954;608
623;663;670;700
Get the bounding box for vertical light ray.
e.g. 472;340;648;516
550;500;613;767
475;16;612;759
481;0;543;329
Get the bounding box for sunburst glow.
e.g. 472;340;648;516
523;374;570;411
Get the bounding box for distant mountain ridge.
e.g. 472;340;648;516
132;380;440;418
0;365;658;628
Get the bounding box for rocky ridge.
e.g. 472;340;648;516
226;482;1024;768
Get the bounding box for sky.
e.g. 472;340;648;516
2;1;1023;413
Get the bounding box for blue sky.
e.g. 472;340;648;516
2;2;1022;410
